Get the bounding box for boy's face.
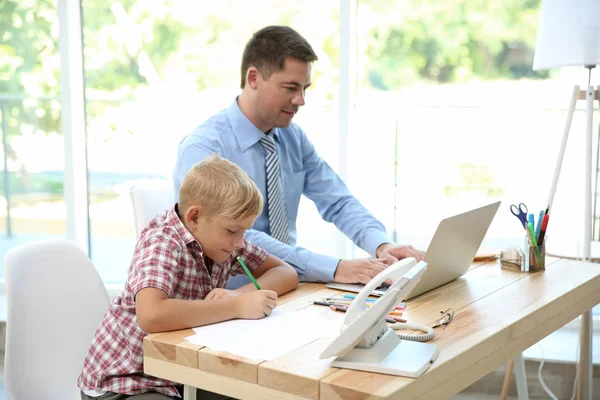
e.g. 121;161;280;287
187;209;256;263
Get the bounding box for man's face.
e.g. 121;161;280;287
252;57;312;132
189;213;256;263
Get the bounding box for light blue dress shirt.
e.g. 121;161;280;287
174;99;392;283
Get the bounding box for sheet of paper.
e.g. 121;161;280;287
184;306;343;361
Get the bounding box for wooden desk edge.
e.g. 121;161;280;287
319;268;600;399
144;357;309;400
143;330;202;369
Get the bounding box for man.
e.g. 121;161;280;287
174;25;424;287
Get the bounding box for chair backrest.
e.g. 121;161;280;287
4;238;110;400
130;181;175;237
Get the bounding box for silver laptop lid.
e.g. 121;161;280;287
404;201;501;300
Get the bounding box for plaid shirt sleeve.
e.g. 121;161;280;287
230;238;268;276
129;231;183;298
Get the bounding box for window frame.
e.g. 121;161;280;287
58;0;90;255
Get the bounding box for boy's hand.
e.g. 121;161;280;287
234;290;278;319
204;288;239;301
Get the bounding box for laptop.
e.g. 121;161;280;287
326;201;501;300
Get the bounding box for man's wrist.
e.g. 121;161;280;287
376;242;392;258
333;259;343;280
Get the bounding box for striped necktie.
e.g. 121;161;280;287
259;134;289;244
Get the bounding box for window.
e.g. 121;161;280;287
351;0;594;257
80;0;340;282
1;0;65;277
2;0;599;333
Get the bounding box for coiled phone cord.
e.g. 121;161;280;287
389;322;435;342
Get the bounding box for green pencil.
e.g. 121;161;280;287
237;256;261;290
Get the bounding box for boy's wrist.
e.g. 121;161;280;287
233;285;254;294
231;296;242;319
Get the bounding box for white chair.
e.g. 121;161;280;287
3;238;110;400
130;181;175;237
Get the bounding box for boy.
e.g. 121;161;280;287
78;155;299;399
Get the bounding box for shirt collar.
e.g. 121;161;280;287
169;204;199;246
227;98;280;152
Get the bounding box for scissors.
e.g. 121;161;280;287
510;202;528;229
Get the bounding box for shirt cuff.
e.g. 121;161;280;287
363;229;393;258
301;253;340;282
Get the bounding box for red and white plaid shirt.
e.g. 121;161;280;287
78;205;267;397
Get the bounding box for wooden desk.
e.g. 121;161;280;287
143;258;600;399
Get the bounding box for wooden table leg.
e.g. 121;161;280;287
500;359;515;400
577;310;593;400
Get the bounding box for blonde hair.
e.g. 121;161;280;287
179;154;263;220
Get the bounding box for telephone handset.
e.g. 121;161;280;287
320;258;439;377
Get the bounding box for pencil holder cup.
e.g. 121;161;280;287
526;239;545;272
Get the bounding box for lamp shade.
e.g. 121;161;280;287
533;0;600;71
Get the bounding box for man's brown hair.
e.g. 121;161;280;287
240;25;318;89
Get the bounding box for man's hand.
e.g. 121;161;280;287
333;258;393;284
376;243;425;263
204;288;239;301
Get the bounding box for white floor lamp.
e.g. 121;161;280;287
533;1;600;399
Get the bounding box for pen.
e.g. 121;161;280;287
329;305;397;323
325;299;355;306
528;213;535;229
325;299;367;307
316;300;377;309
343;293;376;302
313;300;355;307
538;214;550;247
330;305;349;313
314;300;349;307
237;256;261;290
327;297;405;310
322;299;405;312
535;210;545;239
